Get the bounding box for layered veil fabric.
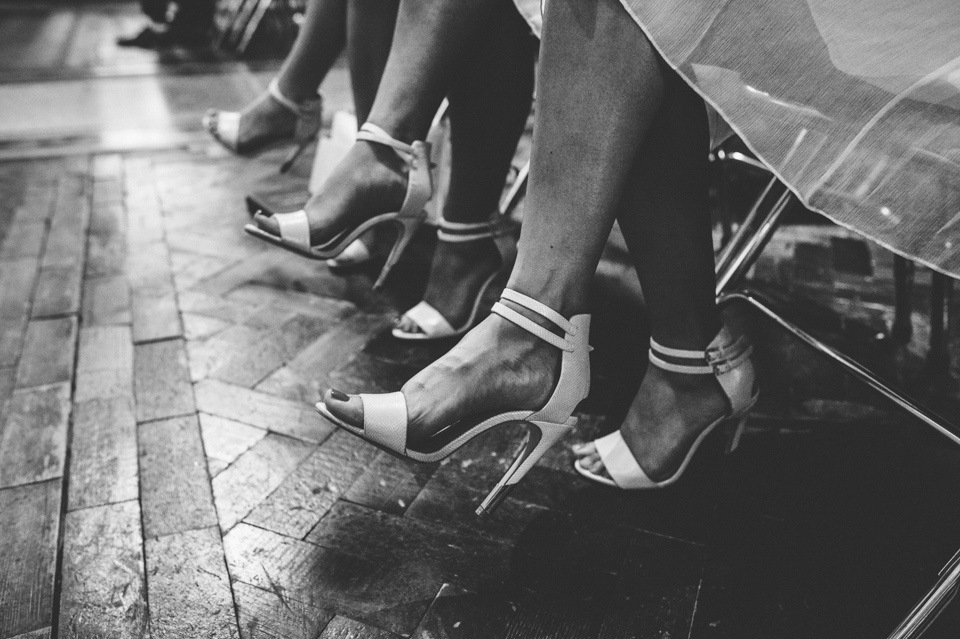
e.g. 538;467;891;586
616;0;960;277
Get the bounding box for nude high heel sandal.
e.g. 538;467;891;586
316;288;591;517
202;78;323;174
392;216;517;340
244;123;433;289
575;324;757;489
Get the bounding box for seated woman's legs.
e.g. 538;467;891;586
573;68;728;482
255;0;527;245
209;0;398;151
395;3;536;334
324;0;672;444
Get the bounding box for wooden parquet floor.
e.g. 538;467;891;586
2;3;960;638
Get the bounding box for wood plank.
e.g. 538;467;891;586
138;414;218;537
189;312;340;388
133;338;194;423
0;222;45;261
234;579;334;639
245;430;379;538
0;383;71;489
42;174;89;269
343;452;438;517
31;264;83;318
85;205;127;280
8;627;51;639
130;279;181;343
68;397;138;511
319;616;402;639
15;316;77;389
144;526;239;639
0;480;61;638
199;412;267;477
80;275;131;326
224;523;441;636
304;502;511;593
194;379;334;443
410;583;509;639
0;258;39;367
211;432;314;532
77;325;133;374
256;312;392;403
58;500;148;638
128;242;180;343
74;325;134;404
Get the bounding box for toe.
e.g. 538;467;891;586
322;388;364;427
582;453;608;476
395;314;423;335
571;441;598;458
253;212;280;237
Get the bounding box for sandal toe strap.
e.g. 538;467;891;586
594;431;654;489
402;301;455;337
358;392;408;454
274;210;311;248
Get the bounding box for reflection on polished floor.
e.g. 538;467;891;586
1;3;960;638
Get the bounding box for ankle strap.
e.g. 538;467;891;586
437;216;500;242
356;123;417;160
268;78;313;115
648;332;752;375
491;288;575;352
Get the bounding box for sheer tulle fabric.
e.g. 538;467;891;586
615;0;960;277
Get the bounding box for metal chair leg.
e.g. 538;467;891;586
928;271;953;376
892;255;916;345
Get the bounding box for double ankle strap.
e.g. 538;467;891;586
490;288;591;424
492;289;578;353
438;216;517;264
648;326;756;416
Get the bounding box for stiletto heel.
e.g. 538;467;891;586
373;210;426;289
392;216;517;339
244;123;432;271
317;288;591;517
203;78;322;172
477;417;576;517
724;415;748;454
575;324;758;489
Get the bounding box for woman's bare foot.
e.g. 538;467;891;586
573;365;729;483
323;311;562;449
255;139;408;245
396;237;504;334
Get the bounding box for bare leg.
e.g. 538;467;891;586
257;0;521;243
396;3;536;333
228;0;348;148
575;69;728;481
346;0;400;123
325;0;668;443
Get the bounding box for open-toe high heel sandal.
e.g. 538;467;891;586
575;324;757;489
392;216;517;341
316;288;591;517
202;78;323;173
244;123;432;289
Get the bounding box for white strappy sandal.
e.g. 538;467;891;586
244;123;433;289
392;216;517;341
317;288;591;517
575;324;757;489
202;78;323;173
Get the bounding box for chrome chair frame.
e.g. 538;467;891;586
715;152;960;639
